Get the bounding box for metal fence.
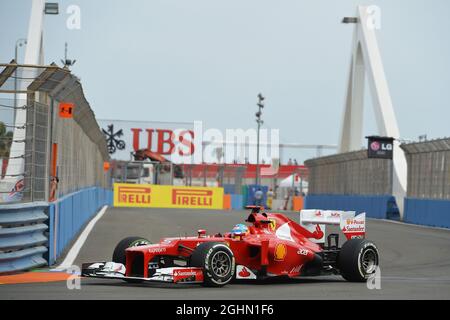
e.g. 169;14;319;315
0;63;110;203
111;161;308;197
401;138;450;200
51;96;110;198
112;161;181;186
305;149;392;195
23;100;50;201
112;162;249;190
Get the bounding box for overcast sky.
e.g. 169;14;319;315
1;0;449;162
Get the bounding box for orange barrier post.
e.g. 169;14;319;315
292;196;303;211
223;194;231;210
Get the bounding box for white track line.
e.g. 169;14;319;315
53;205;108;271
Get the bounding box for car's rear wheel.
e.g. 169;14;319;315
112;236;151;283
338;239;379;282
190;242;235;287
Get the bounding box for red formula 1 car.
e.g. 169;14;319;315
82;206;380;287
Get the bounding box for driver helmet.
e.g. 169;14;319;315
231;224;249;237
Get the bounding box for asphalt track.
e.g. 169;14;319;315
1;207;450;300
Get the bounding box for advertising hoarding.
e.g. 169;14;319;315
113;183;224;209
367;136;394;159
97;119;198;163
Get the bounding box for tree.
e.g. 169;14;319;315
0;122;13;158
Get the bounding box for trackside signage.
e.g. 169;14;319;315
113;183;224;209
117;185;151;204
366;136;394;159
172;189;213;206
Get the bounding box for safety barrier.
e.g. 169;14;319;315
404;198;450;229
292;196;304;211
272;199;286;210
230;194;244;209
245;185;268;207
304;194;397;219
48;187;113;265
0;187;112;273
0;202;49;273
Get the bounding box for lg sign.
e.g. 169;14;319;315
367;136;394;159
370;141;392;152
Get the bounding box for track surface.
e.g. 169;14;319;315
1;207;450;299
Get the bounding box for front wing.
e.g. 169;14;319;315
81;262;204;284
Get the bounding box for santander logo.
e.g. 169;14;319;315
313;224;324;239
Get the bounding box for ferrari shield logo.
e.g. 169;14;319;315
269;218;276;231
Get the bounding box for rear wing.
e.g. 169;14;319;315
299;209;366;243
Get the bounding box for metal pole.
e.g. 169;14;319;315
31;96;36;201
255;93;265;186
256;119;260;186
14;45;18;121
14;39;27;125
300;176;303;195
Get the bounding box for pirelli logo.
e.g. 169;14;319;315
172;189;213;207
114;183;223;209
118;186;151;204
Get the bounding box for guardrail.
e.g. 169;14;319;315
48;187;112;265
404;198;450;228
0;202;49;273
304;194;397;219
0;187;112;273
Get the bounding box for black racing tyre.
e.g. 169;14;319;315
338;239;380;282
112;236;151;265
112;236;151;284
190;242;235;287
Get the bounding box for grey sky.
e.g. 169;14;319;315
1;0;449;162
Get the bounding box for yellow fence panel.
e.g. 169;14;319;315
114;183;224;209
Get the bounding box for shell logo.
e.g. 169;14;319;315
274;243;287;261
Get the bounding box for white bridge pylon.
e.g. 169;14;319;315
338;5;407;217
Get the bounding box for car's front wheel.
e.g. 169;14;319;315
112;236;151;265
112;236;151;283
190;242;235;287
338;239;379;282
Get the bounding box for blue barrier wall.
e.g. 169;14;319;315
230;194;243;209
0;202;49;273
404;198;450;229
304;194;394;219
47;187;112;265
246;185;268;207
222;184;235;195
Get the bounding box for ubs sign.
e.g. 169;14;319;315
366;136;394;159
97;119;197;162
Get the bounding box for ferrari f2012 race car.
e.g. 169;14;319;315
82;206;379;287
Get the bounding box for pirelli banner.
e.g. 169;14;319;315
113;183;224;209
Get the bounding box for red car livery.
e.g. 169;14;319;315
82;206;379;287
